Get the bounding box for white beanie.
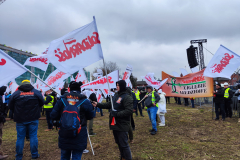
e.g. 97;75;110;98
158;89;162;93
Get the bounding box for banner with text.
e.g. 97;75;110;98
162;69;213;98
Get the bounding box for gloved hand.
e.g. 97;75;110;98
111;111;118;117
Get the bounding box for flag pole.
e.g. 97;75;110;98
93;16;116;111
27;69;61;96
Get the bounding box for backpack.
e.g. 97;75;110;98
59;98;87;138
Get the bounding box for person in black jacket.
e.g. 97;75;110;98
213;83;225;121
0;86;8;159
9;80;44;160
51;81;94;160
92;80;133;160
223;83;233;118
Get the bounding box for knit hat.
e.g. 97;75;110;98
116;80;126;93
69;81;81;92
216;83;221;87
146;85;153;91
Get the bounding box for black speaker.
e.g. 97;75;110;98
186;45;198;68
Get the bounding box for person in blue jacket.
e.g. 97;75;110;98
9;80;44;160
51;81;94;160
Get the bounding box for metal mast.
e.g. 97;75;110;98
190;39;207;70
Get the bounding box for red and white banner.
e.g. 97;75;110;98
142;73;168;89
81;70;118;90
0;49;27;87
47;17;104;74
24;54;49;71
204;45;240;79
56;82;65;95
44;69;70;88
75;68;88;84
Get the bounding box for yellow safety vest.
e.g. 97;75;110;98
44;95;54;109
224;88;230;98
152;91;159;107
135;90;140;100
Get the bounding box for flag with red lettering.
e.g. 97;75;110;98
24;54;49;71
96;90;103;103
0;49;28;87
203;45;240;79
122;64;133;88
142;73;168;89
75;68;88;84
47;17;104;74
81;70;119;90
44;69;70;88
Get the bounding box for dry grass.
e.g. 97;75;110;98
2;99;240;160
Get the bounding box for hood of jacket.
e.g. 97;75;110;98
18;84;34;92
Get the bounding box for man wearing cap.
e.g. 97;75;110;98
51;81;94;160
144;85;160;135
9;80;44;160
213;83;225;121
92;80;133;160
133;87;144;117
223;82;233;118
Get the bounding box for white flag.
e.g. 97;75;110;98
47;17;104;74
96;90;103;103
44;69;70;88
93;69;103;79
75;68;88;84
0;49;27;87
142;73;168;89
81;70;119;90
24;54;49;71
203;45;240;79
122;64;133;88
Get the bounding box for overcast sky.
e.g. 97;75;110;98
1;0;240;80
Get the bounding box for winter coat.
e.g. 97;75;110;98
50;91;94;151
224;88;233;103
145;91;160;108
157;92;167;114
9;84;44;123
213;87;224;103
97;89;133;132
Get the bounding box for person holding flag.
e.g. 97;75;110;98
92;80;133;160
144;85;160;135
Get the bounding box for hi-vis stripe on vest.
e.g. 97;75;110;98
152;91;159;107
135;90;140;100
224;88;230;98
44;95;54;109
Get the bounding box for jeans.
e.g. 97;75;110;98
215;103;225;119
113;130;132;160
147;106;158;131
135;101;142;116
191;100;195;108
46;109;53;129
16;120;39;160
61;149;83;160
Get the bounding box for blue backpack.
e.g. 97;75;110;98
59;98;87;138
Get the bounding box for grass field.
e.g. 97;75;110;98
2;101;240;160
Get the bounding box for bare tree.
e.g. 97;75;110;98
130;74;138;88
92;61;120;80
